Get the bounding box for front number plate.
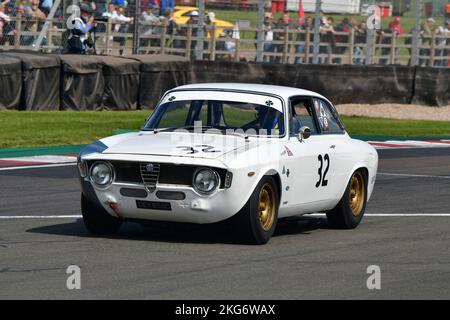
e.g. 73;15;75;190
136;200;172;211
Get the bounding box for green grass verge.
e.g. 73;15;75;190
0;111;151;148
341;115;450;137
1;111;450;149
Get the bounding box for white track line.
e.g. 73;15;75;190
0;163;77;171
0;215;82;219
310;213;450;217
4;155;77;164
378;172;450;179
1;214;450;219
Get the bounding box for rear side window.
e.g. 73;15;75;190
313;99;344;134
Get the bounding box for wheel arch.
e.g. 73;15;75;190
267;171;282;206
337;164;369;201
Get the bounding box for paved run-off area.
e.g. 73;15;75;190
0;148;449;299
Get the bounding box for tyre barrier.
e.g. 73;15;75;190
0;52;448;111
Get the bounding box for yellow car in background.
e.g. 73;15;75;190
173;6;234;38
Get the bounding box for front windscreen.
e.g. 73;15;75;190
144;99;285;137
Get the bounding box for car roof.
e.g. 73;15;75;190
171;83;330;102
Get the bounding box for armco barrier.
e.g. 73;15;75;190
0;53;448;111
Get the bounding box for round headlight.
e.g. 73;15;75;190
193;168;220;195
90;161;114;188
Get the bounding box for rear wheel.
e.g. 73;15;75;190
232;176;279;245
81;193;122;235
326;169;367;229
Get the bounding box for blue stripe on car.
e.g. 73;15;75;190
79;140;108;157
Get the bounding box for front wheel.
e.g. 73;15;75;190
232;176;279;245
326;169;367;229
81;193;122;235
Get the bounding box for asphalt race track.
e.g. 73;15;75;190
0;148;449;299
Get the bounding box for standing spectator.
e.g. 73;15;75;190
140;3;159;25
217;30;234;61
205;11;215;38
319;16;336;64
102;2;118;19
379;17;404;65
160;8;179;49
274;13;293;63
22;0;46;46
419;17;435;66
102;4;133;54
67;3;94;54
14;4;35;46
184;10;199;55
294;15;313;64
39;0;52;15
113;6;133;55
262;12;274;63
94;0;108;19
2;1;16;45
140;3;159;46
389;16;405;34
354;21;367;65
28;0;46;19
434;19;449;67
0;4;11;45
334;17;352;64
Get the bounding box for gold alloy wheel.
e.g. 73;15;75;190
349;171;365;216
258;183;276;231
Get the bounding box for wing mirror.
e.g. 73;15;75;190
298;126;311;141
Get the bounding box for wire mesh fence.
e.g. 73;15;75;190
0;0;448;67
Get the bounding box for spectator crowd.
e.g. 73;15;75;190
260;11;449;66
0;0;448;66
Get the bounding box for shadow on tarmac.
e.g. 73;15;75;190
26;216;329;245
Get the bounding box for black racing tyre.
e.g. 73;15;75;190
81;193;122;235
232;176;279;245
326;169;368;229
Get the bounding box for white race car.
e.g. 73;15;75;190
78;84;378;244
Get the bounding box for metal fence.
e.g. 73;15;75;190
0;0;449;67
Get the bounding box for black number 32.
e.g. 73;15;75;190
315;154;330;188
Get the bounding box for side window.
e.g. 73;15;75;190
313;99;344;134
289;97;318;136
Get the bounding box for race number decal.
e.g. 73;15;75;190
177;145;220;154
315;154;330;188
177;146;198;154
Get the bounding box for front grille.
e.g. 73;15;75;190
113;161;141;183
107;161;228;189
140;163;160;193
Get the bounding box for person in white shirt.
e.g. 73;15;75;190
112;6;133;55
101;3;133;54
0;4;11;44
